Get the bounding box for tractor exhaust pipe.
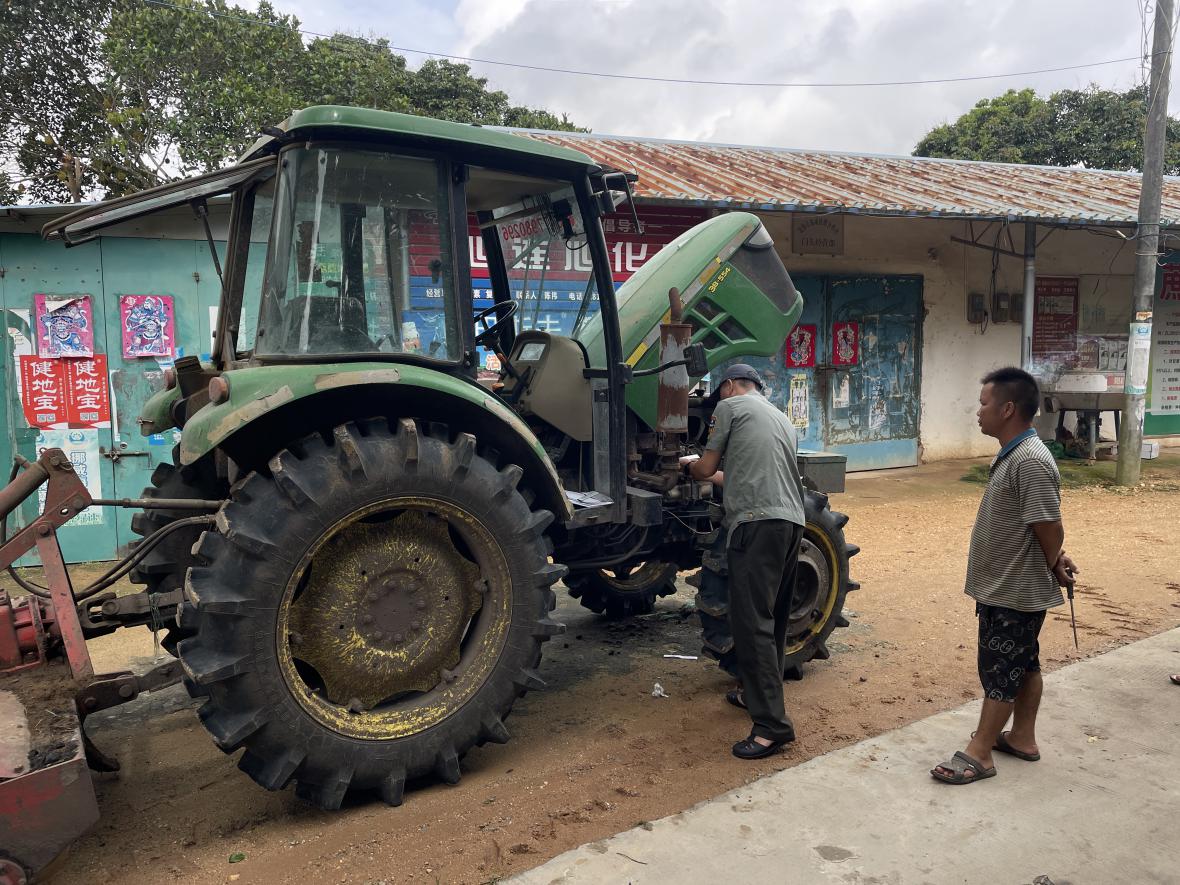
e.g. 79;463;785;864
656;287;692;434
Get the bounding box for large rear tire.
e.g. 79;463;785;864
696;489;858;679
565;560;678;618
128;445;227;654
176;418;565;809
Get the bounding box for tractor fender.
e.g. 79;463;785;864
139;384;181;435
177;363;572;521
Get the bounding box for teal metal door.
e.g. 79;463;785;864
100;237;224;554
821;276;922;468
1;234;120;563
1;232;223;563
730;274;922;471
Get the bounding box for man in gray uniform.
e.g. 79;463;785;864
686;363;805;759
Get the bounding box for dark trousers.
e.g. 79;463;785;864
728;519;803;742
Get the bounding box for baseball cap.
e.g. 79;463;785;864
703;363;764;406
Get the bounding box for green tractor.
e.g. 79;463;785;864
43;107;856;809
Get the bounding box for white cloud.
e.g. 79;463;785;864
266;0;1165;155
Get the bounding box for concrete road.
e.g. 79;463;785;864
513;628;1180;884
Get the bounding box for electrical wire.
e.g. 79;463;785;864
139;0;1150;90
663;508;716;536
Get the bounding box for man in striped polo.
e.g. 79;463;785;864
933;367;1078;785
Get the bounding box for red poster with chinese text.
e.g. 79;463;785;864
65;356;110;426
19;354;109;428
20;357;68;427
785;324;816;368
832;321;859;366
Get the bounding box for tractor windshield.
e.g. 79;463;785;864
485;184;599;340
254;147;461;361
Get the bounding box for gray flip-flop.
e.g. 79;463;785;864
994;731;1040;761
931;751;997;785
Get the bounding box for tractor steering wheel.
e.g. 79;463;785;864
473;300;519;345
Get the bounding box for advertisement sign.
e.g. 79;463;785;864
1126;322;1152;395
35;429;103;525
792;214;844;255
19;355;111;428
1152;267;1180;412
788;374;809;430
1032;277;1079;356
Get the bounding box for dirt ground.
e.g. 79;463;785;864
24;456;1180;884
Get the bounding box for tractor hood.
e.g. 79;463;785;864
577;212;802;428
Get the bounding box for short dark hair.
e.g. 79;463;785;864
981;367;1040;421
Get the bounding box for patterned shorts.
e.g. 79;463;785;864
976;603;1046;703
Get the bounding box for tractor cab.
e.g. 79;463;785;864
45;107;634;515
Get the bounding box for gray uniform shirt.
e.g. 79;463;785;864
705;391;805;539
964;434;1064;612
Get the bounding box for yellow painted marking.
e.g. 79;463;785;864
626;342;649;366
697;256;722;286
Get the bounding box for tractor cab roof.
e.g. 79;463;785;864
43;107;598;245
243;105;597;172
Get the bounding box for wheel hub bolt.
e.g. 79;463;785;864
393;633;404;643
416;599;427;611
372;631;384;642
361;613;374;625
410;620;421;631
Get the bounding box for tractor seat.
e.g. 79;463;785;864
275;296;376;354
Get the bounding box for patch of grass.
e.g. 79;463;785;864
961;450;1180;490
960;464;990;485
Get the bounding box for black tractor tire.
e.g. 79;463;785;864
128;444;228;654
696;489;859;680
566;561;679;618
175;418;565;810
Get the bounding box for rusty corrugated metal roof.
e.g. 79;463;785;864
518;131;1180;227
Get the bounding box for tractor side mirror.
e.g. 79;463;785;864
685;342;708;377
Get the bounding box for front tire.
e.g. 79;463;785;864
696;490;858;679
176;418;565;809
566;561;679;618
128;445;227;654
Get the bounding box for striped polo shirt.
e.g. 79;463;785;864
964;432;1064;612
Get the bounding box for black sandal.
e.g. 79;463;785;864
732;733;791;759
725;688;747;710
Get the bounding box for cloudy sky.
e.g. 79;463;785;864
277;0;1164;156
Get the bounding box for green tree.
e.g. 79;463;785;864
1;0;585;203
914;85;1180;173
0;0;117;202
103;0;305;182
297;35;411;111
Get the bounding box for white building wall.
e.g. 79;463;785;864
757;212;1138;461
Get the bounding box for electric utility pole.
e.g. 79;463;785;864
1118;0;1174;486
